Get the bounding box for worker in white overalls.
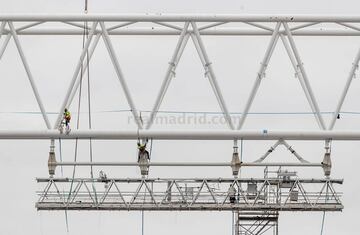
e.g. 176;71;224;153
137;142;150;162
137;142;150;176
228;184;236;204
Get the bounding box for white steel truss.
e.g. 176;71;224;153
1;15;351;234
1;15;360;136
36;177;343;211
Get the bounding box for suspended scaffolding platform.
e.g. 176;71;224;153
36;177;343;211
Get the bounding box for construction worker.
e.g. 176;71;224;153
99;170;109;189
137;142;150;162
63;108;71;131
228;184;236;204
99;170;107;180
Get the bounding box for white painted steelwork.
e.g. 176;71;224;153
1;14;360;133
36;177;343;211
0;14;360;22
0;130;360;140
1;13;353;235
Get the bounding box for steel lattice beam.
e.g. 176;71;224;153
36;177;343;211
0;15;360;133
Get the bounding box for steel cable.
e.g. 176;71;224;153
65;2;88;229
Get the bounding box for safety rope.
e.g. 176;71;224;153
58;138;70;233
320;183;329;235
58;138;68;232
66;22;85;204
86;22;94;178
84;0;88;13
149;138;153;159
232;211;234;235
65;0;89;215
320;141;332;235
137;112;146;235
83;9;98;205
141;174;151;235
140;175;146;235
240;138;243;163
142;210;145;235
320;211;326;235
60;1;90;233
320;141;331;235
58;139;64;177
64;209;70;234
236;139;244;235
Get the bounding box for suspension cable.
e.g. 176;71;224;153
320;211;326;235
84;0;88;13
86;20;94;178
58;138;64;177
232;211;234;235
62;1;90;233
141;176;149;235
320;183;329;235
320;141;331;235
83;7;98;204
58;138;69;233
63;15;89;223
149;138;153;158
66;0;88;204
142;210;145;235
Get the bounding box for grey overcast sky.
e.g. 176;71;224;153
1;0;360;235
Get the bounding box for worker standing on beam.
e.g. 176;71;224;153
63;108;71;134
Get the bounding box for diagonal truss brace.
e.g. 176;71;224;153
147;22;236;130
234;22;327;164
282;22;326;130
53;21;143;129
99;21;143;129
190;22;235;129
146;22;190;129
236;22;326;130
66;22;138;109
0;33;11;59
237;22;281;130
5;21;51;129
0;22;44;60
66;33;102;109
254;139;309;163
279;33;318;122
329;45;360;130
53;21;99;129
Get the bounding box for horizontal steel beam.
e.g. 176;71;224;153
54;161;323;167
36;177;344;184
1;14;360;22
35;203;343;211
2;129;360;140
8;29;360;36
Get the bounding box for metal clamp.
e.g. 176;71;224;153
48;151;57;177
322;141;332;177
